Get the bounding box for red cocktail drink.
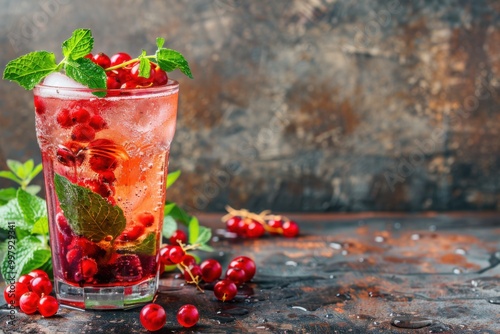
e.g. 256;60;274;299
33;78;178;309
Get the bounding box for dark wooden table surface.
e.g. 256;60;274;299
1;213;500;333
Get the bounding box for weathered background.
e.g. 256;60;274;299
1;0;499;213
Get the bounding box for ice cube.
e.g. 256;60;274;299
36;72;93;98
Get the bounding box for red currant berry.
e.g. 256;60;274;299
137;212;155;227
200;259;222;283
56;147;77;167
88;114;107;131
18;274;34;287
30;277;53;296
89;155;118;172
168;246;185;264
77;257;98;281
38;295;59;317
121;81;140;89
237;219;249;237
130;62;155;86
226;267;247;285
153;68;168;86
140;303;166;332
29;269;50;280
99;170;116;184
70;107;90;124
184;265;202;282
282;220;299;238
66;248;82;265
92;52;111;68
245;220;265;238
4;282;29;307
34;96;46;115
19;291;40;314
169;229;187;246
56;212;72;236
266;219;283;235
110;52;132;67
119;224;145;241
228;256;256;281
56;108;74;128
177;304;199;328
225;216;242;233
71;124;96;142
84;53;93;60
106;75;121;89
181;254;196;268
159;245;174;266
214;279;237;302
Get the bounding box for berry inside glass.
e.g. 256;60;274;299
33;75;179;309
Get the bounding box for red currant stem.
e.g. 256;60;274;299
177;263;204;293
222;206;269;224
104;55;156;72
262;224;283;234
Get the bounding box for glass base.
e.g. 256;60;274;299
55;275;158;310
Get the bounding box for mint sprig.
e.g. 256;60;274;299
3;28;193;94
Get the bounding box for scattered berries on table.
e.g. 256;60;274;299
177;304;199;328
140;303;167;332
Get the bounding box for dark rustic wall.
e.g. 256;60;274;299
1;0;499;213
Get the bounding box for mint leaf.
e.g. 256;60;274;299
122;232;157;255
31;216;49;235
164;202;177;216
64;58;107;97
156;37;165;49
62;28;94;60
25;185;41;196
162;215;177;238
3;51;58;90
0;171;20;184
54;174;126;242
155;48;193;79
165;201;192;225
166;170;181;189
29;163;43;181
17;188;46;225
7;159;25;178
1;236;51;281
188;217;200;245
139;55;151;78
0;197;32;231
0;188;17;205
195;226;212;245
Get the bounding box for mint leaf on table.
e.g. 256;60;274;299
64;58;107;97
2;51;58;90
62;28;94;60
1;236;51;281
156;48;193;79
54;173;126;242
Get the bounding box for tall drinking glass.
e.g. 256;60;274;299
33;80;179;309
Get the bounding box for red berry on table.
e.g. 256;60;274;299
214;279;237;302
225;216;242;233
159;245;174;266
110;52;132;67
169;229;187;246
225;267;247;285
181;254;196;268
19;291;40;314
140;303;167;332
137;212;155;227
200;259;222;283
245;220;265;238
29;269;50;280
266;219;283;235
282;220;299;238
92;52;111;68
3;282;29;307
177;304;199;328
30;277;53;296
71;124;96;142
38;295;59;317
184;265;202;282
228;256;256;281
18;274;34;287
168;246;185;264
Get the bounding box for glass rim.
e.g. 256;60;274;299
34;79;179;94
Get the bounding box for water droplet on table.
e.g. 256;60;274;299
487;296;500;304
391;316;434;329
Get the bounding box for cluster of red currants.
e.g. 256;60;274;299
3;269;59;317
140;303;199;331
86;52;169;90
222;206;300;238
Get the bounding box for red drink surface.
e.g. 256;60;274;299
33;82;178;287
